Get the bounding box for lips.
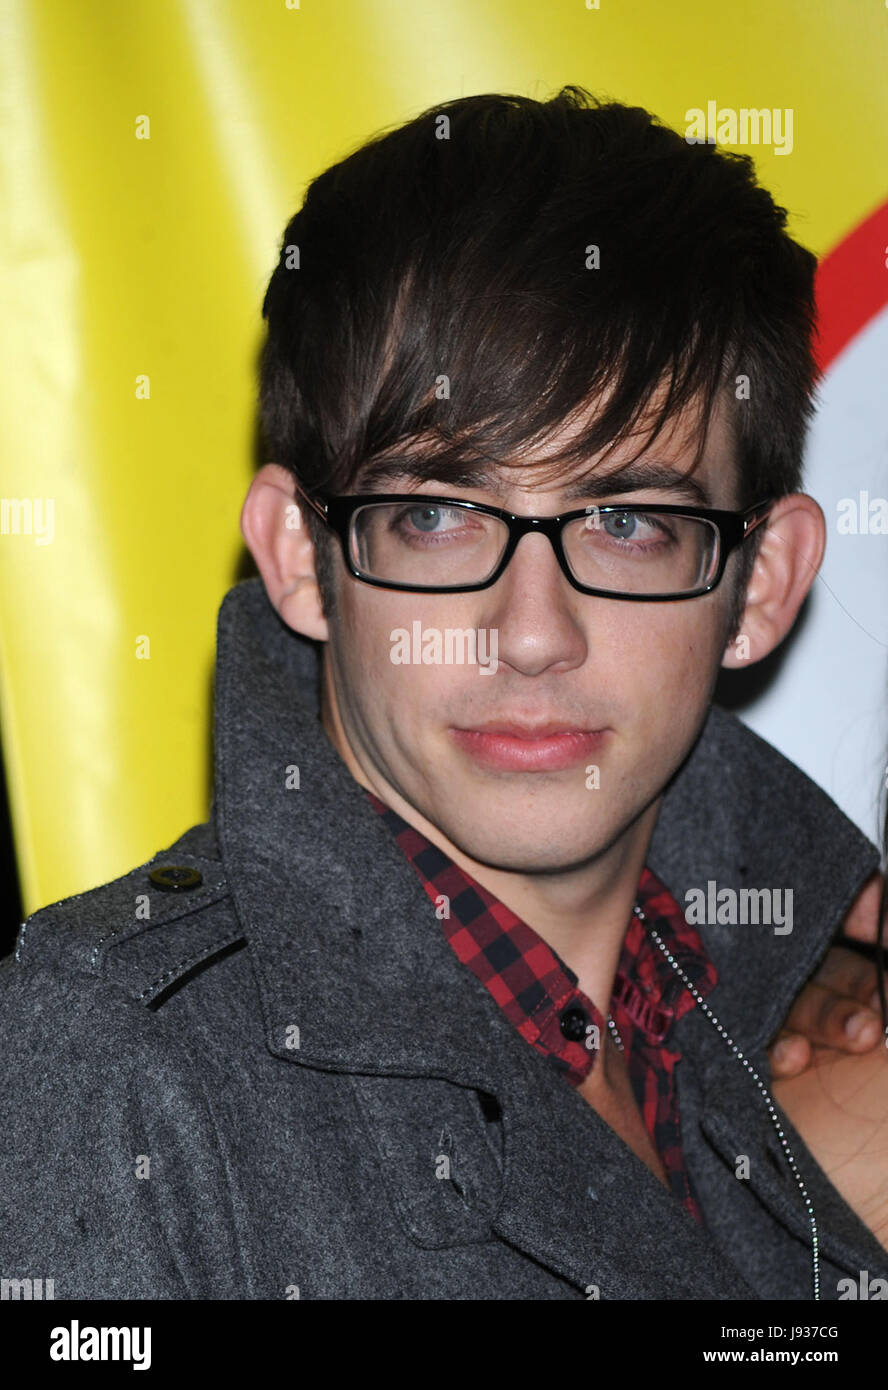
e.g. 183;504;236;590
449;721;609;772
460;720;595;738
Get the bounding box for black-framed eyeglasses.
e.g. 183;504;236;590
293;480;775;601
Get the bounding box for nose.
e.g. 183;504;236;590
476;529;589;677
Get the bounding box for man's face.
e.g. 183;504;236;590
320;396;741;875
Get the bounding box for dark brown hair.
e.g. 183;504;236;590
258;85;820;631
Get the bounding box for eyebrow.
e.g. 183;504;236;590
355;457;712;507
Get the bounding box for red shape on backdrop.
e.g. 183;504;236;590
814;197;888;372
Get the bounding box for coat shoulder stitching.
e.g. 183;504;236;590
13;850;232;984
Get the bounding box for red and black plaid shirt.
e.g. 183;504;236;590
367;789;718;1224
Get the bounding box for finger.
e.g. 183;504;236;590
780;978;884;1053
810;943;885;1011
840;871;887;945
768;1030;811;1078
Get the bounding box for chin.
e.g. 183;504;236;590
446;819;608;875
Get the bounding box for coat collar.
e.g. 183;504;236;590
212;577;880;1089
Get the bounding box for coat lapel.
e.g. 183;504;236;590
486;1040;759;1297
696;1046;888;1284
647;705;880;1055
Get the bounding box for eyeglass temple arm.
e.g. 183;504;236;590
291;476;329;524
743;498;776;537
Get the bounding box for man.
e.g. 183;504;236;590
1;87;886;1301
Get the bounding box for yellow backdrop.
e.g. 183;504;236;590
2;0;887;914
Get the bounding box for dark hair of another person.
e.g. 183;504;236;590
876;772;888;1037
258;85;820;640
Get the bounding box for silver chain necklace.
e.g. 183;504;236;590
606;898;821;1300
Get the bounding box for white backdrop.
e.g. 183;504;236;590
735;306;888;847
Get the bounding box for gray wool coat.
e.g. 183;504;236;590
2;576;887;1301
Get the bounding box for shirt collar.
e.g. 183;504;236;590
366;788;717;1084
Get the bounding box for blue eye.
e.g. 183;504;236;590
405;506;442;532
603;511;637;538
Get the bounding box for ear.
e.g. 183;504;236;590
240;463;329;642
721;493;826;669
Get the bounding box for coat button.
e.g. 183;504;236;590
148;864;203;892
559;1003;590;1041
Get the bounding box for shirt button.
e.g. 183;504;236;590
559;1003;590;1042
